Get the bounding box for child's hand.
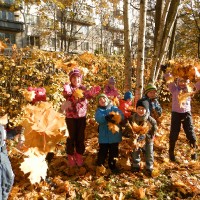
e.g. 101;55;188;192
63;84;72;95
105;114;115;123
194;67;200;78
89;86;101;96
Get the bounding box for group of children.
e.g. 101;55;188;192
62;67;199;177
1;65;200;199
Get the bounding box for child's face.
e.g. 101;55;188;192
147;90;157;99
136;106;146;116
71;75;82;87
126;98;132;103
99;97;108;107
178;78;189;89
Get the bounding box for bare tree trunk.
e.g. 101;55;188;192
168;18;177;60
123;0;132;91
134;0;147;106
154;0;164;49
150;0;171;83
154;0;180;81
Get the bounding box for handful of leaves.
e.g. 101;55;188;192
107;111;121;134
129;122;149;135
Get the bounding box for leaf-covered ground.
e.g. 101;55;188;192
8;103;200;200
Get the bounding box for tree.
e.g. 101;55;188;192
123;0;132;91
134;0;147;105
150;0;181;83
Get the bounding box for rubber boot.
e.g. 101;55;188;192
68;154;76;167
169;142;176;162
190;142;197;160
74;152;83;166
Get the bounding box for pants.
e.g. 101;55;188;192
169;112;196;151
132;135;154;170
97;143;119;170
0;146;14;200
65;117;86;155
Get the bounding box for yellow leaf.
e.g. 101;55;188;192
73;88;84;99
20;149;48;184
0;114;8;125
108;122;119;134
109;111;121;124
23;90;36;102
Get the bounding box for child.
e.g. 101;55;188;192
143;83;162;123
104;77;120;99
129;99;157;176
163;73;200;161
0;121;15;200
27;86;46;104
95;93;124;172
119;91;134;120
63;68;100;167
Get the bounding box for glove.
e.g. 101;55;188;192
89;86;101;96
160;64;167;73
105;114;115;123
63;84;72;95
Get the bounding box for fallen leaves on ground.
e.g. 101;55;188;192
8;103;200;200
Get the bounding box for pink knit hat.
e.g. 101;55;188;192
69;68;82;80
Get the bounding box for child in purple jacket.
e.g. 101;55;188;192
163;70;200;162
63;68;101;167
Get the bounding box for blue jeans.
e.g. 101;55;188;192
0;146;14;200
132;135;154;170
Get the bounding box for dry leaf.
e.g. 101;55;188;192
108;122;119;134
73;88;84;99
20;149;48;184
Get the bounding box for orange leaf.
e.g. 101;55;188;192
72;88;84;99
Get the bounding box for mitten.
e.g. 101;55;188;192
88;86;101;96
160;65;167;73
105;114;115;123
63;84;72;95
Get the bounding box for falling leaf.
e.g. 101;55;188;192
0;114;8;125
20;149;48;184
23;90;36;102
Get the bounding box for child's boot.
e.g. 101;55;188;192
68;154;76;167
74;152;83;166
190;142;197;160
169;141;176;161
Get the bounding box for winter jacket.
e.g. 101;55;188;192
164;73;200;113
63;84;100;118
95;103;124;144
104;85;120;98
142;96;162;117
129;112;157;138
118;99;133;119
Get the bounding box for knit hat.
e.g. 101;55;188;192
136;99;149;111
108;77;115;85
144;83;157;94
97;93;109;105
124;91;133;100
69;68;82;80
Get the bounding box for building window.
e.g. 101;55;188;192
0;11;14;21
27;36;40;47
26;14;39;25
70;41;77;50
0;32;15;44
81;42;89;51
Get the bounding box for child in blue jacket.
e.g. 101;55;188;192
143;83;162;123
95;94;124;172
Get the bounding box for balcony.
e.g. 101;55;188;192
0;19;23;32
113;39;124;46
0;0;22;10
103;22;124;33
67;15;95;26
